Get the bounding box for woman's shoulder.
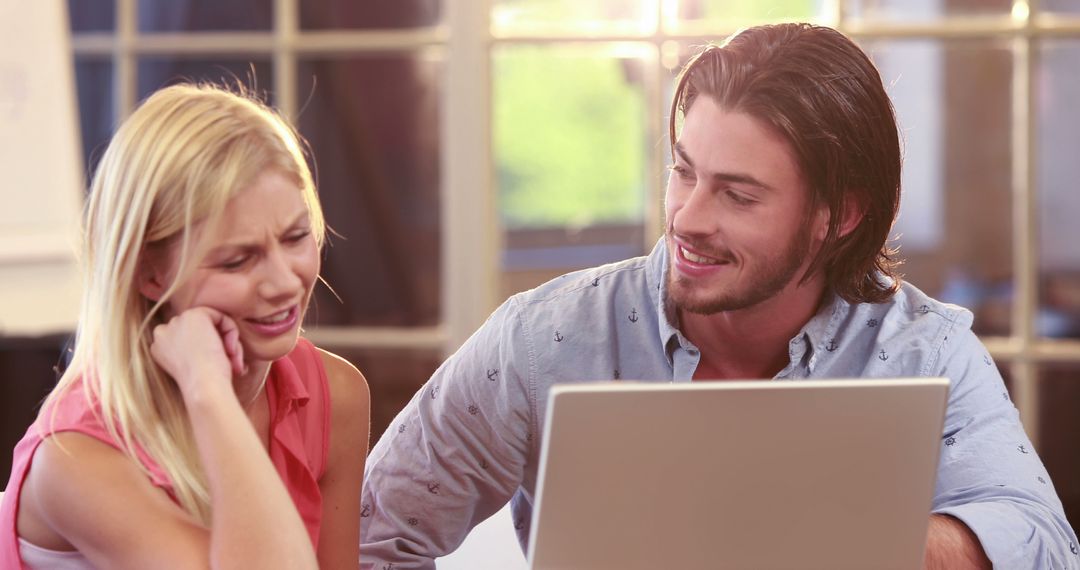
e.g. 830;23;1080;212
313;347;369;419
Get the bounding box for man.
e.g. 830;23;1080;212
360;23;1078;569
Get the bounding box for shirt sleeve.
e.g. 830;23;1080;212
360;297;534;569
930;324;1079;568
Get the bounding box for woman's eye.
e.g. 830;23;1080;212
219;256;249;270
285;230;310;244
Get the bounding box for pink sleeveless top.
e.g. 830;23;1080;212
0;338;331;569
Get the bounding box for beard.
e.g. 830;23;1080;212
666;220;814;315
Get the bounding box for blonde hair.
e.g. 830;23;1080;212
46;83;325;524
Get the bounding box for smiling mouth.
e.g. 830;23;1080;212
249;306;294;325
679;246;729;266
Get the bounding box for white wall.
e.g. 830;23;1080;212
0;0;83;336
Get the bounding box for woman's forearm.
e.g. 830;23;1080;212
186;388;318;570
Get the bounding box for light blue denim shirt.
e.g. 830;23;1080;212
360;238;1078;569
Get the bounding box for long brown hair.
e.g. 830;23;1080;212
670;23;903;303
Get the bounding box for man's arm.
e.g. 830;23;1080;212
924;514;990;570
930;325;1078;568
360;298;534;569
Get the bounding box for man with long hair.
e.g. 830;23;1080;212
361;24;1076;569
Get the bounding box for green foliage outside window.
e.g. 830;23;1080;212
495;47;646;229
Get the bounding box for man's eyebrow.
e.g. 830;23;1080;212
674;141;775;193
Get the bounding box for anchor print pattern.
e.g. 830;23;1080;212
362;254;1065;556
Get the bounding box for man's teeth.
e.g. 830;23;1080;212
255;309;291;324
681;247;721;265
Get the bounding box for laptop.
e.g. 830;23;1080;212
526;378;949;570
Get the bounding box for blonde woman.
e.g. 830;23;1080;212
0;84;370;569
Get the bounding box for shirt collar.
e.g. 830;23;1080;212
268;351;311;416
793;290;849;374
647;235;853;372
645;236;684;366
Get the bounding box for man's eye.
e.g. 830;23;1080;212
670;165;693;180
727;191;756;206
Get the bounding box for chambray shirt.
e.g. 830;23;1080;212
361;238;1078;569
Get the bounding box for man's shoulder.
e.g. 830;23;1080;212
847;280;974;331
510;254;653;308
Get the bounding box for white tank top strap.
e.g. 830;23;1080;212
17;537;97;570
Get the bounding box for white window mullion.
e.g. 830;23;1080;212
1011;5;1040;444
273;0;297;119
115;0;137;120
442;0;497;354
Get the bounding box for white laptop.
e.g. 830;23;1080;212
526;378;949;570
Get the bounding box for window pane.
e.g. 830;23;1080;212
137;58;274;101
494;44;650;296
672;0;823;28
300;0;441;29
1037;40;1080;339
1038;365;1080;541
1041;0;1080;15
138;0;272;32
318;345;441;440
862;39;1014;336
298;55;442;327
68;0;114;32
848;0;1012;21
74;58;114;184
492;0;656;35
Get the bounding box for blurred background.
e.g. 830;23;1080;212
2;0;1079;541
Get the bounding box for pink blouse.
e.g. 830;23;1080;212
0;337;331;568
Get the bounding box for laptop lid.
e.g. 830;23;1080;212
526;378;949;570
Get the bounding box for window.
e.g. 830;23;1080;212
69;0;1080;534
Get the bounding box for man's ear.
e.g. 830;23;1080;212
815;196;865;241
836;195;865;239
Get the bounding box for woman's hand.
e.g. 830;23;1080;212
149;306;246;401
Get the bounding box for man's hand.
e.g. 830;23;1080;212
924;514;991;570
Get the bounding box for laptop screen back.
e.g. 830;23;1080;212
527;378;949;570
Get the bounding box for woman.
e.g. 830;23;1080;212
0;84;369;569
